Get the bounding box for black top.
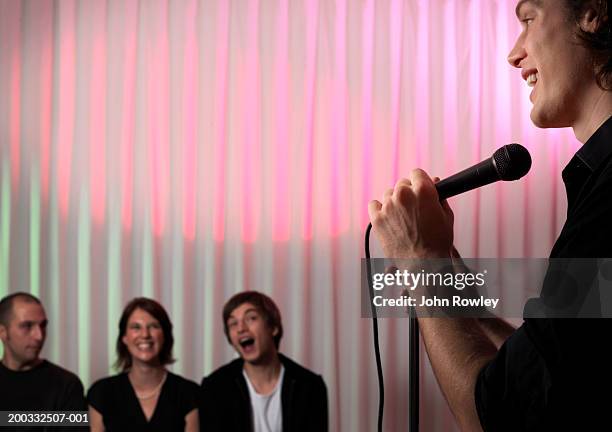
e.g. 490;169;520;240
199;353;328;432
87;371;199;432
0;359;86;431
475;116;612;431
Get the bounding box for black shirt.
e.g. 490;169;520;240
0;359;86;431
475;116;612;431
87;372;199;432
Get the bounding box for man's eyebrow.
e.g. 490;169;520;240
20;319;47;326
243;308;258;315
515;0;541;19
228;308;258;321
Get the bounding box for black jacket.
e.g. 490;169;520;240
199;354;328;432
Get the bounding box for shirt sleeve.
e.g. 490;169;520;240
60;375;87;411
311;375;328;432
178;377;199;417
86;379;107;415
199;376;223;431
474;324;552;431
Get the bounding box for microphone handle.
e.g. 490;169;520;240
435;158;500;200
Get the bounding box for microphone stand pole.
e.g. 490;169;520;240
409;306;419;432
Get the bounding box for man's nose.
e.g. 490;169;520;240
507;35;526;68
32;325;44;342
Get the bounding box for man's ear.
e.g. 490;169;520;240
0;324;7;342
580;4;608;34
272;326;279;337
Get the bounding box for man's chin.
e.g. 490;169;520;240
530;106;571;130
242;351;269;366
17;355;42;368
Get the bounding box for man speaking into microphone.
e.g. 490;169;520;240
368;0;612;430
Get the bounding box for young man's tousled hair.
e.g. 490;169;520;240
222;291;283;349
565;0;612;89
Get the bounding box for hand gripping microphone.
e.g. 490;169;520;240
366;143;531;432
435;143;532;200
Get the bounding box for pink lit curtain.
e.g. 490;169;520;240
0;0;579;430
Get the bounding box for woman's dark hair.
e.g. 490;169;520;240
222;291;283;349
565;0;612;89
115;297;175;371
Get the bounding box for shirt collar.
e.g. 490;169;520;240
561;115;612;210
574;115;612;172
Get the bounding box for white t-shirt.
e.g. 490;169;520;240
243;365;285;432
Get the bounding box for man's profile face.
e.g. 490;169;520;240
508;0;594;128
226;302;278;365
0;299;47;368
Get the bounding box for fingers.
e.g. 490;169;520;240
393;177;411;192
383;188;394;202
376;170;438;212
368;200;383;221
440;197;454;216
385;265;398;273
409;168;433;186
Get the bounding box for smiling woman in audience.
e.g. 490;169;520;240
88;297;199;432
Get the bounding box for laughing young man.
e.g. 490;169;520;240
368;0;611;430
199;291;328;432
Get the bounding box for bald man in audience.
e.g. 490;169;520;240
0;292;86;422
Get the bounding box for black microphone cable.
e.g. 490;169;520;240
365;222;419;432
364;222;385;432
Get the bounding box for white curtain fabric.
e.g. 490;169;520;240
0;0;579;430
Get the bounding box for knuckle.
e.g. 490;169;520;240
394;178;411;189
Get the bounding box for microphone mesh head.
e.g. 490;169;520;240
493;144;532;180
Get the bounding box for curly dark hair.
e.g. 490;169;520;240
115;297;175;371
565;0;612;89
222;291;283;349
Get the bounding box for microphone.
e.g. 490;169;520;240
435;144;531;200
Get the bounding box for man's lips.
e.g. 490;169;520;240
239;337;255;348
521;67;538;82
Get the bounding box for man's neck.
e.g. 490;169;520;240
1;355;43;372
243;352;282;395
573;88;612;143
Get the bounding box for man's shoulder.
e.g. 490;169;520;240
279;354;324;383
200;358;243;387
40;360;83;388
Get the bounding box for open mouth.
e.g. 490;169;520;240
239;337;255;349
527;72;538;88
136;341;155;351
